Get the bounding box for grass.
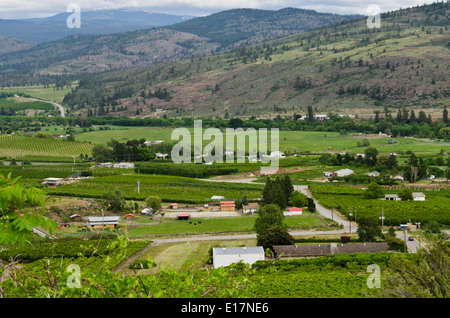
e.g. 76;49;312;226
73;126;450;155
126;213;327;238
0;135;94;159
0;82;78;103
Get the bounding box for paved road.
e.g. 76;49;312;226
395;231;423;253
15;95;65;117
295;185;357;234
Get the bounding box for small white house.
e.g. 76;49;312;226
242;203;259;214
334;168;354;177
42;178;64;186
113;162;134;169
412;192;426;201
384;194;401;201
269;151;286;158
212;246;265;269
211;195;226;200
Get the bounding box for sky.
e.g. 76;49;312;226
0;0;440;19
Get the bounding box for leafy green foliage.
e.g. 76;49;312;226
0;173;56;245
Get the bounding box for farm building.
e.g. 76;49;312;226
213;246;265;269
333;169;354;177
113;162;134;169
220;201;236;211
125;214;135;220
384;194;401;201
87;216;119;229
242;203;259;214
284;207;302;216
69;214;82;222
177;214;190;220
366;171;380;177
412;192;426;201
42;178;64;186
211;195;226;200
170;203;178;209
273;242;388;257
269;151;286;158
96;162;113;168
323;171;333;177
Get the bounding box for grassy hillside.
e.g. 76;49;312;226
0;8;358;88
61;2;449;119
167;8;361;48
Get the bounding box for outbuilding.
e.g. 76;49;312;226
177;214;190;220
220;201;236;211
212;246;265;269
87;216;119;229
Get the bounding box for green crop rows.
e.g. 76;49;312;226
310;184;450;226
0;135;94;158
45;174;264;203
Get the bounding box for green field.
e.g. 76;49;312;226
0;97;54;112
45;173;264;203
127;213;325;238
0;82;77;103
0;135;94;159
74;127;450;155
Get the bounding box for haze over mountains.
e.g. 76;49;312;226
0;2;448;120
0;7;362;86
0;7;194;43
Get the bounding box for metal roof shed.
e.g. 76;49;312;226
212;246;264;269
87;216;120;229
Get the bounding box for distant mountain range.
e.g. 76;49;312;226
0;7;363;86
0;8;194;43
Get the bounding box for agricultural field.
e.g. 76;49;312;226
0;82;77;103
0;135;94;159
126;212;326;238
0;97;54;113
44;173;264;203
74;126;450;156
310;184;450;226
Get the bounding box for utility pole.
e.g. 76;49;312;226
329;197;334;221
349;209;353;234
137;180;140;194
379;208;385;231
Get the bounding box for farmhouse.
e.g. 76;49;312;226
333;169;354;177
220;201;236;211
113;162;134;169
273;242;388;257
42;178;64;186
156;153;168;159
69;214;82;222
212;246;264;269
96;162;113;168
284;207;302;216
269;151;286;158
242;203;259;214
177;213;190;220
87;216;119;229
412;192;426;201
366;171;380;177
384;194;401;201
211;195;226;200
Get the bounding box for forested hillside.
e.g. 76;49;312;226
61;2;449;119
0;8;360;87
